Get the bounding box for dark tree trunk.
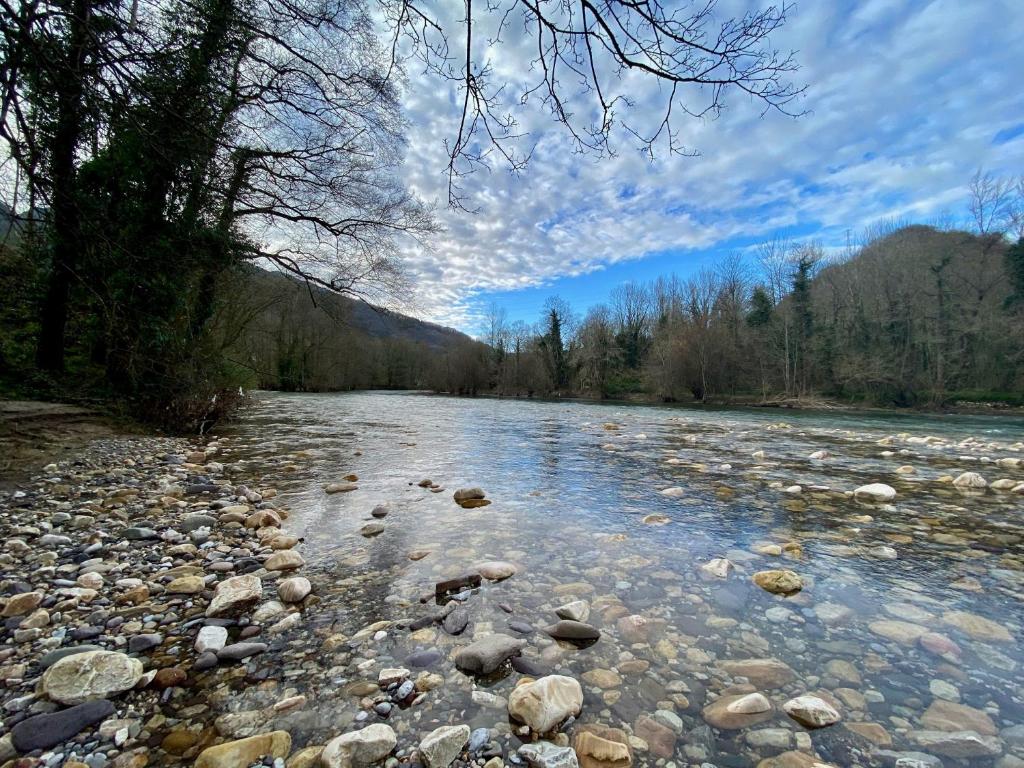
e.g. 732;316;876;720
35;0;91;373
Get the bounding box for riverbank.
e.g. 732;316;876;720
0;432;323;766
0;401;139;488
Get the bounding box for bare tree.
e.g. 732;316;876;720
385;0;805;206
968;169;1014;235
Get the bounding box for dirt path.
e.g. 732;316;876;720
0;399;138;485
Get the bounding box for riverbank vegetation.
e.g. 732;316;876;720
430;210;1024;409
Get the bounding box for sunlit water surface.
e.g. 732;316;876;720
215;391;1024;767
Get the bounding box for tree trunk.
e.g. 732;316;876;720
36;0;91;372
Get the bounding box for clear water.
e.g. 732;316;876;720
216;391;1024;766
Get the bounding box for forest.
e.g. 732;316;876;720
427;212;1024;408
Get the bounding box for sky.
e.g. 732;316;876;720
392;0;1024;336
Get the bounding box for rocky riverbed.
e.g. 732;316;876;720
1;392;1024;768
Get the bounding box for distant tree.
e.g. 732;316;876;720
611;282;652;370
1007;238;1024;309
538;296;573;390
968;169;1014;235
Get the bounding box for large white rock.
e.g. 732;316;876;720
195;625;229;653
783;695;841;728
418;725;470;768
508;675;583;734
206;574;262;618
321;724;397;768
953;472;987;489
41;650;144;705
853;483;896;502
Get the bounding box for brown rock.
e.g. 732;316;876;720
634;715;675;758
153;667;188;689
920;699;997;735
702;692;774;730
162;730;199;755
846;722;892;747
719;658;796;689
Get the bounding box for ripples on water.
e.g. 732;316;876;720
219;392;1024;766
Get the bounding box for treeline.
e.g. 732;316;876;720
433;219;1024;407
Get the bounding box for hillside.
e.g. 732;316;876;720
241;267;470;350
220;267;478;392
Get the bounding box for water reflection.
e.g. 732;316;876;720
217;392;1024;766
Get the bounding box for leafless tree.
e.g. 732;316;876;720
384;0;805;207
968;168;1014;235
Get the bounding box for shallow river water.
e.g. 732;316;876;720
217;391;1024;768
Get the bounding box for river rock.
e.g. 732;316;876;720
869;620;928;644
206;574;262;618
477;561;517;581
419;724;470;768
166;575;205;594
555;600;590;622
38;644;104;670
752;570;802;595
921;699;997;735
361;523;385;537
325;483;358;493
321;723;397;768
454;633;525;674
194;730;291;768
2;591;43;617
783;695;841;728
518;741;579;768
952;471;987;489
371;504;390;518
453;488;485;501
853;483;897;502
942;610;1013;642
443;608;469;635
279;576;312;603
634;715;676;758
508;675;584;734
42;650;144;705
265;550;304;571
10;699;115;752
544;620;601;642
720;658;797;689
573;726;632;768
196;625;229;653
217;642;268;661
700;558;733;579
702;692;773;730
908;730;1003;758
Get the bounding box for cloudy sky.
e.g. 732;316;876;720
394;0;1024;334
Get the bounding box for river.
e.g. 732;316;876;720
216;391;1024;767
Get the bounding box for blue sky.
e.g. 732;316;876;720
396;1;1024;334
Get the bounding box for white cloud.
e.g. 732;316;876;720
391;0;1024;330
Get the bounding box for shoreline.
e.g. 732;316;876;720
0;432;317;765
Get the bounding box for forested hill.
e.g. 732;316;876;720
240;268;469;350
425;225;1024;406
220;267;476;392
